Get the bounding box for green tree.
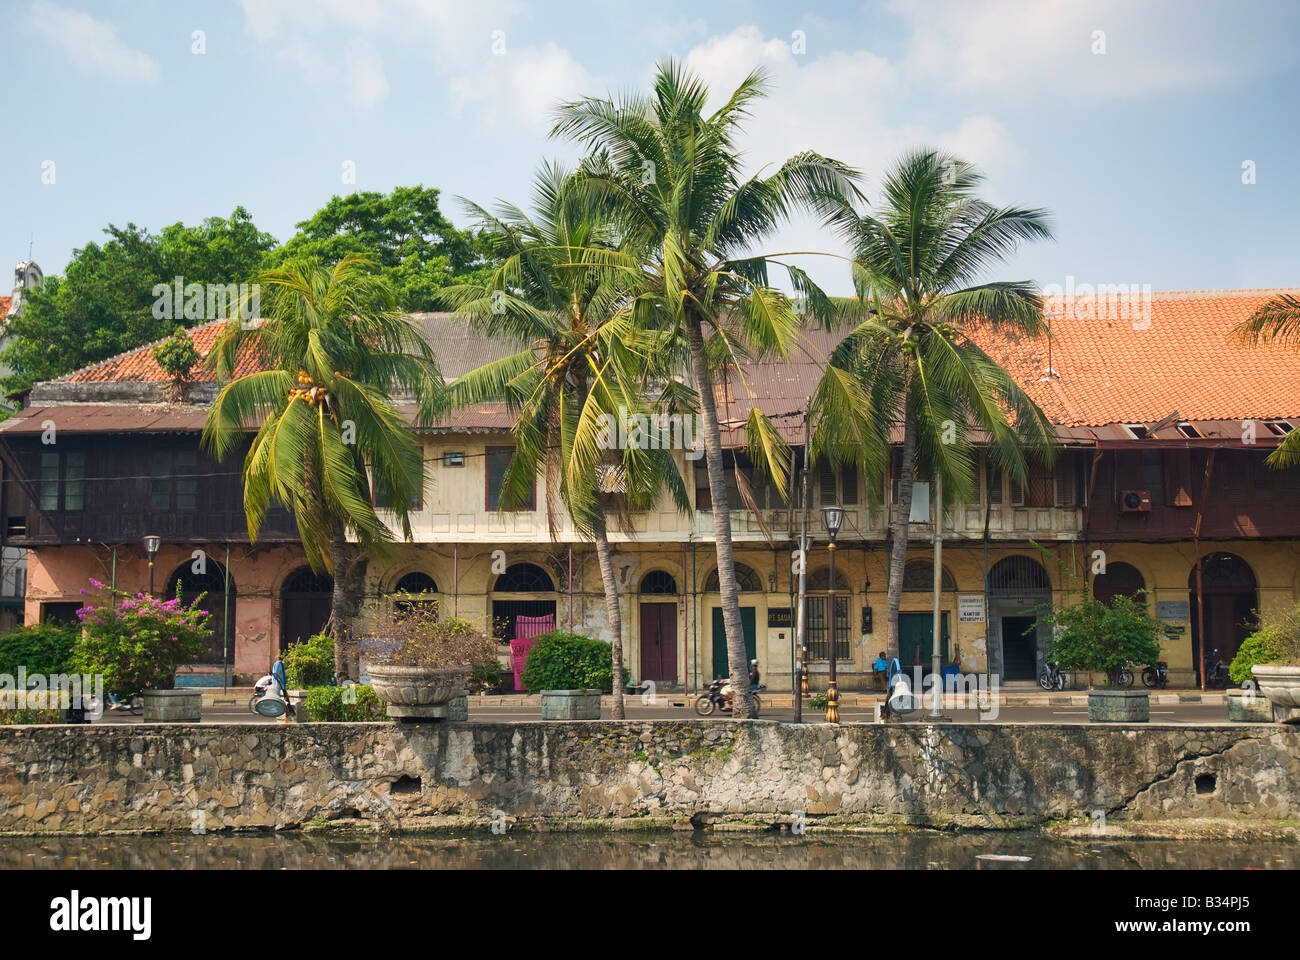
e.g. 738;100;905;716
275;186;494;311
1233;295;1300;467
201;257;441;677
438;163;689;718
551;61;860;716
811;150;1056;662
1;208;276;394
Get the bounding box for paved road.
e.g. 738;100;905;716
84;697;1240;725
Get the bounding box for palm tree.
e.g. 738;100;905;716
811;149;1057;665
201;256;442;678
551;61;861;716
1233;295;1300;467
437;163;690;718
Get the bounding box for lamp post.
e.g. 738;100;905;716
821;504;844;723
143;535;161;596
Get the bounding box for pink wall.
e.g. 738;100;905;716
25;542;312;681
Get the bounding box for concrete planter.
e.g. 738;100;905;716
1087;688;1149;722
365;664;468;720
1251;664;1300;723
448;696;468;722
287;689;309;722
140;688;202;723
541;689;602;720
1227;688;1273;722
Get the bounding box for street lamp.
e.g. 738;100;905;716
143;535;161;596
821;505;844;723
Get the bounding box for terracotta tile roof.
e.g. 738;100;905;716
0;296;11;317
24;290;1300;437
970;288;1300;427
56;319;264;384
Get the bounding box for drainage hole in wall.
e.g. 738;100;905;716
1195;773;1217;795
391;775;422;795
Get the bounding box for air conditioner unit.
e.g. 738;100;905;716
1120;489;1152;513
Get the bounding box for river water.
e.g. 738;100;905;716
3;832;1295;870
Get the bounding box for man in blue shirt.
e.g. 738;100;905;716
872;652;889;689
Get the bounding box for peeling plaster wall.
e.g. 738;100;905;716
0;721;1295;834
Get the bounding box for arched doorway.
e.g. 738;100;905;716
638;571;678;684
705;563;764;681
1094;562;1145;608
281;567;333;651
900;560;956;668
989;555;1052;681
165;560;235;664
492;562;556;692
1189;553;1257;683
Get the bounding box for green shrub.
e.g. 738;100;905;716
808;691;829;710
68;582;210;695
1040;592;1163;687
521;631;613;692
303;684;388;722
1230;602;1300;684
284;633;334;688
0;707;63;725
468;659;502;694
0;622;78;677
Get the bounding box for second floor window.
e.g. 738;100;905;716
375;459;425;511
39;452;84;511
486;446;535;511
151;450;196;511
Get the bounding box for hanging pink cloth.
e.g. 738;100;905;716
510;614;555;691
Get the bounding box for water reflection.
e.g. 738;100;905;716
3;832;1295;870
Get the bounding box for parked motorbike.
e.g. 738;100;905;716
694;679;763;717
1205;649;1232;688
1109;665;1135;688
1141;661;1170;689
1038;661;1068;691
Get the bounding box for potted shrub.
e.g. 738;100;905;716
362;611;497;721
69;579;211;722
521;631;612;720
1230;602;1300;723
1038;592;1162;723
283;632;335;720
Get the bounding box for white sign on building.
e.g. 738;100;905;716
958;594;986;622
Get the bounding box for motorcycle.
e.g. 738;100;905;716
1205;649;1232;688
694;679;763;717
1108;665;1135;688
1141;661;1169;689
1038;661;1068;691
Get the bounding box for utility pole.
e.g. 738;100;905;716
794;410;811;722
930;474;946;718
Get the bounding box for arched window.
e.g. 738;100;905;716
281;566;333;651
640;571;678;594
393;572;438;595
392;571;439;619
494;563;554;592
704;563;762;592
807;567;850;592
989;556;1051;594
166;561;235;664
902;560;956;592
1094;562;1145;607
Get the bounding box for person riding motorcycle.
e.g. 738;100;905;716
720;660;760;708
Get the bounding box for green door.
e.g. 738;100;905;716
898;612;950;669
712;607;756;680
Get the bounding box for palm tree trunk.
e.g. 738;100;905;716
329;521;350;681
593;523;625;719
686;314;753;717
885;412;918;662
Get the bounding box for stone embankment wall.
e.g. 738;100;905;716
1;721;1296;834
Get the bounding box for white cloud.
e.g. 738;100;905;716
448;42;594;136
344;41;389;107
890;0;1278;101
30;1;159;83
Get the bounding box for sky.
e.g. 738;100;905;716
2;0;1298;297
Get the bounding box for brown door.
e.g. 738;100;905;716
639;602;677;682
